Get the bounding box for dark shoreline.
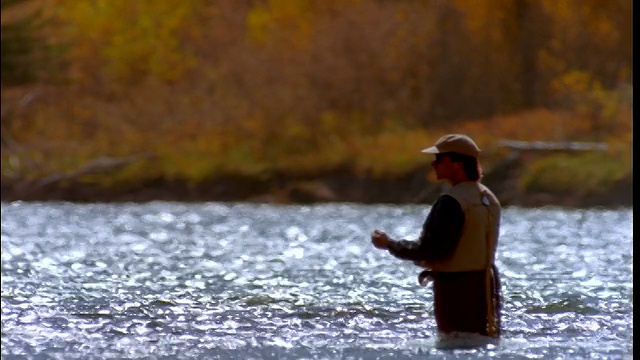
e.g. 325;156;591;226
1;169;632;208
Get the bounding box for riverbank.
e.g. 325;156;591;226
1;164;632;208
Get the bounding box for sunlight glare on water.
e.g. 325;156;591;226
1;202;633;359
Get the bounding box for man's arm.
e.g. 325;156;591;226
386;195;464;262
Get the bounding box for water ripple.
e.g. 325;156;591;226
1;202;632;359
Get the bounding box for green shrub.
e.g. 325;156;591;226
519;152;630;195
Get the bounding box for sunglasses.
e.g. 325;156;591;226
434;153;450;163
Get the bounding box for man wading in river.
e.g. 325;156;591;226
371;134;502;337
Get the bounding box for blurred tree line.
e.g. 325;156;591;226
2;0;631;125
0;0;632;199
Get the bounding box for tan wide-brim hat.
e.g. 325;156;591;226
421;134;481;158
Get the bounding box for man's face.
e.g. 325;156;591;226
431;153;455;180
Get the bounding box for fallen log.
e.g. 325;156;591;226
498;139;608;152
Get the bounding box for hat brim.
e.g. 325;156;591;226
420;146;441;154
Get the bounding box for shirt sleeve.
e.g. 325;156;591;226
386;195;465;263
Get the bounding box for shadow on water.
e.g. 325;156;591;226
432;332;500;350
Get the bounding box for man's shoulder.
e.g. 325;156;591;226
435;194;464;213
437;193;461;204
478;183;500;205
446;182;501;207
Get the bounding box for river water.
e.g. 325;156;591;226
1;202;632;359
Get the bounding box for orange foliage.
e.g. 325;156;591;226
1;0;632;188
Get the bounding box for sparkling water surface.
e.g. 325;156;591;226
1;202;632;359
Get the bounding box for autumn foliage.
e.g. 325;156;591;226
1;0;632;199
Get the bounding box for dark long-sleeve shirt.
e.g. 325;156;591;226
387;195;465;263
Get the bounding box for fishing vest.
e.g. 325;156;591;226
429;181;501;272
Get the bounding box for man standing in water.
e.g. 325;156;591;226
371;134;502;337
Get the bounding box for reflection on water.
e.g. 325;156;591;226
1;202;633;359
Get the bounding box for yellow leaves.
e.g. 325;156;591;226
454;0;492;36
348;126;433;178
246;0;314;49
550;71;593;96
451;0;526;48
548;71;629;140
56;0;204;83
542;0;628;58
246;5;272;45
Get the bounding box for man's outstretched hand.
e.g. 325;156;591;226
371;230;390;250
